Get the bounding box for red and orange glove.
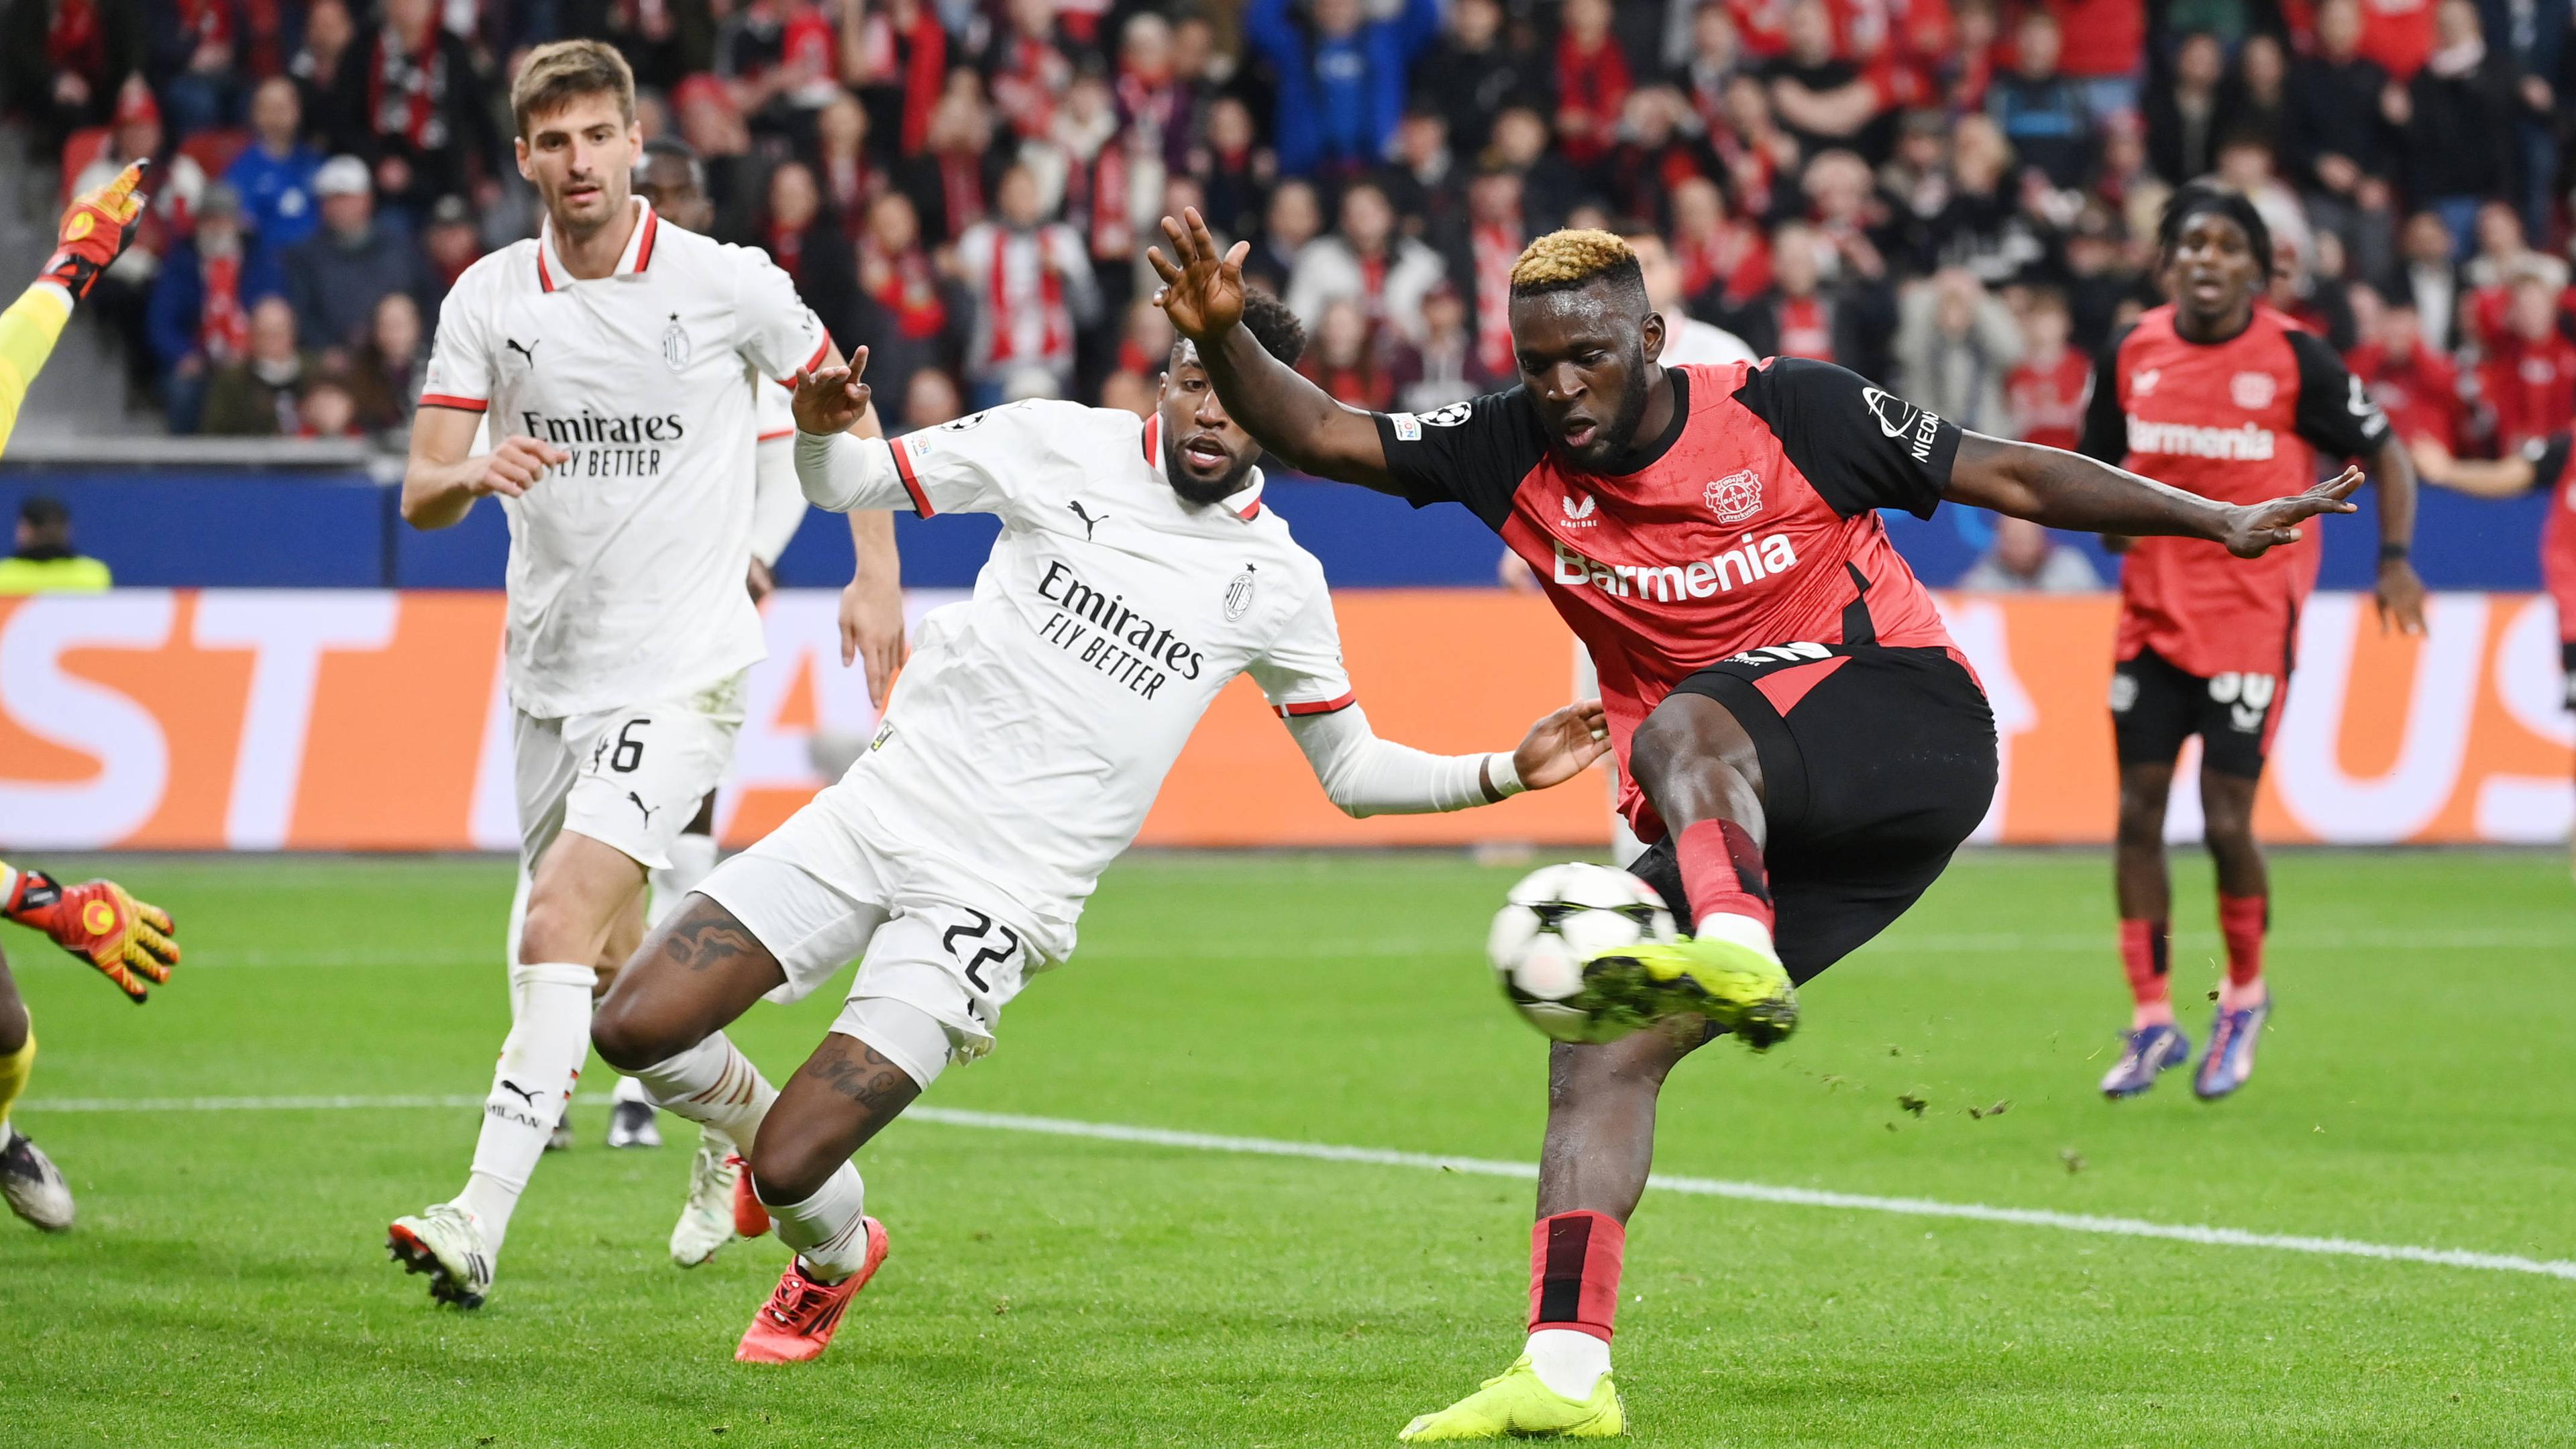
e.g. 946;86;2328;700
1;866;178;1003
40;160;148;301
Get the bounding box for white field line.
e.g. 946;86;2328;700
23;1093;2575;1282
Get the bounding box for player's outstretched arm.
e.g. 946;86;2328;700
400;405;568;531
0;161;147;457
1285;700;1611;818
1148;209;1405;494
0;863;178;1004
1945;433;2362;559
2409;435;2539;498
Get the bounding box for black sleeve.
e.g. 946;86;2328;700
2075;323;2133;463
1729;358;1960;520
1367;388;1550;532
2523;431;2574;496
2286;327;2393;460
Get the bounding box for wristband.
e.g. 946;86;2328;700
2377;542;2411;564
1485;751;1525;801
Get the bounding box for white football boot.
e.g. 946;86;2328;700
388;1202;495;1308
1;1130;74;1232
669;1139;745;1268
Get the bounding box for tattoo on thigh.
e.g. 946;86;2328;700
665;911;763;974
799;1042;913;1114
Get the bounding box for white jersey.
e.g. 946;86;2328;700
421;198;831;717
804;401;1356;943
1663;315;1760;368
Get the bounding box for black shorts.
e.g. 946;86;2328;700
2110;646;2285;781
2563;641;2576;711
1625;644;1998;985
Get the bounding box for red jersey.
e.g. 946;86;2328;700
2357;0;2436;79
2347;341;2467;449
2078;305;2391;677
2522;432;2576;641
2006;347;2090;451
2478;331;2576;454
1373;360;1966;837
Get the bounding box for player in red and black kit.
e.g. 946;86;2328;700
2408;430;2576;879
2077;185;2425;1105
1150;211;2364;1441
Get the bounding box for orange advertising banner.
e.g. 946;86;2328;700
0;590;2566;851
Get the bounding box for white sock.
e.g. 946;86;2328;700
631;1030;776;1154
611;1073;651;1107
649;832;719;927
1524;1328;1611;1400
1693;909;1777;958
455;961;597;1254
759;1161;870;1283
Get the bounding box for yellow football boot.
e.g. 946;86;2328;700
1582;929;1798;1049
1398;1356;1625;1441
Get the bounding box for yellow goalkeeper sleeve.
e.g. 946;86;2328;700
0;282;74;460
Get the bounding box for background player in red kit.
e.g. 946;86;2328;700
2408;431;2576;880
2078;184;2425;1104
1150;211;2368;1441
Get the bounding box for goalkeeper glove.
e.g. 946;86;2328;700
1;867;179;1004
40;159;148;302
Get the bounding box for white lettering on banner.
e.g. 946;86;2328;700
192;592;400;850
2474;597;2576;842
1933;598;2033;845
0;594;174;847
467;644;517;852
2273;594;2485;842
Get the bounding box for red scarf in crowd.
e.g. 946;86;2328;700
1774;294;1835;361
200;249;249;364
1471;221;1519;379
767;222;804;280
823;152;879;235
1061;140;1133;262
985;229;1068;368
1552;34;1632;165
863;241;947;340
991;34;1069;139
855;3;949;154
368;19;450;150
938;152;985;235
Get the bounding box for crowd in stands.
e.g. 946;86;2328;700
2;0;2571;473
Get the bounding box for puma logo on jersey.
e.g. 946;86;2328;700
627;792;657;825
1551;533;1801;602
497;1080;541;1105
506;337;539;365
1067;500;1108;539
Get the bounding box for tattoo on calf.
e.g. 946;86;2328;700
800;1042;914;1116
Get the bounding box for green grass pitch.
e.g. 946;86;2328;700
3;849;2573;1447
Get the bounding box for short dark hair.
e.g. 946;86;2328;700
2158;181;2274;277
637;136;706;195
19;496;68;529
1238;288;1307;366
511;39;635;138
1509;229;1648;309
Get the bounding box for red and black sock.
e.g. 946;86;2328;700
1676;818;1771;934
2119;918;2171;1012
2218;894;2267;992
1527;1210;1625;1342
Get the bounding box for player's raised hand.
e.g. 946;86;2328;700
2;869;178;1004
42;159;147;301
793;348;872;435
2221;466;2362;559
474;436;568;498
1511;699;1614;792
1146;207;1249;344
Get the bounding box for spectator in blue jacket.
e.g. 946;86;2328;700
1986;11;2092;191
1246;0;1443;180
148;184;283;433
225;78;325;272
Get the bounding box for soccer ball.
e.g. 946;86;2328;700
1486;862;1679;1044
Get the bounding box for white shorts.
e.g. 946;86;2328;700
696;794;1062;1069
515;674;745;873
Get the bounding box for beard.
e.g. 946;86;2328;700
1163;435;1256;504
1557;355;1656;470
